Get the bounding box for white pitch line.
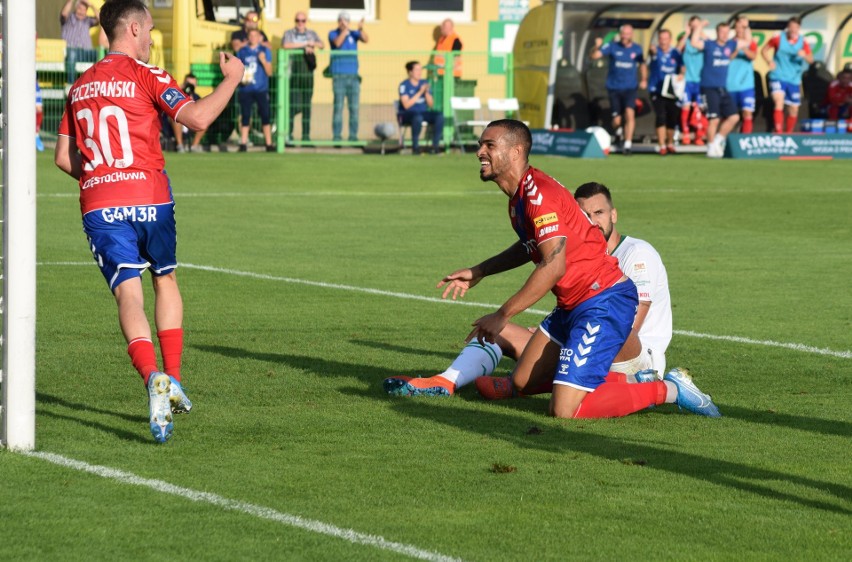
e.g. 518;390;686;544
37;261;852;360
22;451;462;562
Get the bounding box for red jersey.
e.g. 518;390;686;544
58;53;194;215
509;167;624;310
825;80;852;106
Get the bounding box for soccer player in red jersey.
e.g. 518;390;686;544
384;120;720;419
54;0;245;443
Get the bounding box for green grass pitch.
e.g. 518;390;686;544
1;151;850;560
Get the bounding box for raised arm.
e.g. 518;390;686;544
358;19;369;43
590;36;604;60
60;0;74;22
176;52;244;131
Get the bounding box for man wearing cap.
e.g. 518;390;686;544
231;10;270;53
329;11;369;143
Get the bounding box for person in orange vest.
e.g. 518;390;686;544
434;18;462;78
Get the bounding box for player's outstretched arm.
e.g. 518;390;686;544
470;237;565;344
177;52;244;131
54;135;83;180
438;241;530;300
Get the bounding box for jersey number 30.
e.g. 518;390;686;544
76;106;134;171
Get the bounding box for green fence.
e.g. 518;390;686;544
36;49;515;154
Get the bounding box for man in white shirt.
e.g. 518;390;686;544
574;182;672;377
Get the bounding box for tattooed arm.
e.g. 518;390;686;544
469;237;566;344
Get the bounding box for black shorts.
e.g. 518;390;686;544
651;94;679;129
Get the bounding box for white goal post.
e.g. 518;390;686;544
1;0;37;451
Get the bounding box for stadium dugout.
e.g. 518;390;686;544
514;0;852;140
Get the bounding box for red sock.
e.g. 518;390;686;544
128;338;159;385
36;111;43;132
525;371;626;395
157;328;183;381
773;109;784;133
785;115;797;133
741;118;753;133
680;108;691;137
572;381;666;419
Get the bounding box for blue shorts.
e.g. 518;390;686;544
82;203;177;291
608;88;637;116
730;89;755;113
678;82;701;106
769;80;802;106
701;87;737;119
539;279;638;392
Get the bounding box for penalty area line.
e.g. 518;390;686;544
37;261;852;360
22;451;462;562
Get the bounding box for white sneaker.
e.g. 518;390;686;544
706;143;723;158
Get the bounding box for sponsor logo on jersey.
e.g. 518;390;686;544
101;206;159;223
633;262;647;272
538;225;559;237
533;212;558;227
81;171;148;190
161;87;187;109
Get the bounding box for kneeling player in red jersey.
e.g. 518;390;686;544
383;120;720;419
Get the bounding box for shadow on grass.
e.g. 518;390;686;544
194;343;545;416
360;390;852;515
349;339;461;362
194;342;851;514
39;409;150;444
718;405;852;439
37;392;147;424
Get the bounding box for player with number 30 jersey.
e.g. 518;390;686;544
59;53;193;214
55;0;244;444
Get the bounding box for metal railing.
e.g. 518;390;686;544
35;46;515;153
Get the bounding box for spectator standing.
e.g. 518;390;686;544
60;0;99;84
691;21;740;158
727;17;758;133
231;10;270;53
329;11;369;143
762;17;814;133
824;69;852;120
434;18;462;78
398;61;445;155
590;24;647;155
648;29;683;154
677;16;707;145
283;11;324;143
236;28;274;152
